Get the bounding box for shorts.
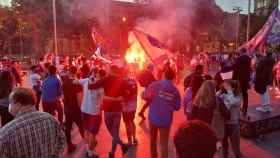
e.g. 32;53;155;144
122;111;136;123
82;113;101;134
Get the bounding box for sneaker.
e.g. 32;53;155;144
256;106;272;112
263;105;272;112
121;144;130;155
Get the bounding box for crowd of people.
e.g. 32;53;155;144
0;47;278;158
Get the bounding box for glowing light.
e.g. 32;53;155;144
125;41;146;70
228;42;235;47
122;16;127;22
0;0;11;7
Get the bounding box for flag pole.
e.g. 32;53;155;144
247;0;251;42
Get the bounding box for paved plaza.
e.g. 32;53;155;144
20;75;280;158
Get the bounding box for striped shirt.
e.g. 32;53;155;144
0;107;66;158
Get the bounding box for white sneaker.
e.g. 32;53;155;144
256;105;273;112
263;105;272;112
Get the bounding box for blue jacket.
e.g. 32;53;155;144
42;75;62;103
142;80;181;128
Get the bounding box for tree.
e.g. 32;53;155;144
0;6;18;54
11;0;99;56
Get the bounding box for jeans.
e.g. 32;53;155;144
64;111;84;146
222;123;241;158
240;83;248;113
32;85;41;110
261;87;270;106
104;112;123;154
0;106;14;127
42;100;63;124
149;123;170;158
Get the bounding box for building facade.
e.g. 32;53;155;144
255;0;278;16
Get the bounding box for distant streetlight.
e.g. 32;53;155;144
122;16;127;23
233;6;243;51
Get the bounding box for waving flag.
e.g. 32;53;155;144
266;10;280;45
240;9;279;55
92;47;112;64
132;29;172;65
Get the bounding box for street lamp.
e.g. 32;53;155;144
52;0;58;60
247;0;251;42
233;6;243;51
16;11;24;57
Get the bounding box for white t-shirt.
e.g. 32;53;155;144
30;73;41;87
79;78;104;115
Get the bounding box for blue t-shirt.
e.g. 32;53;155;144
142;80;181;128
42;75;62;103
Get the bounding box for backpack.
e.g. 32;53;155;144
216;96;231;120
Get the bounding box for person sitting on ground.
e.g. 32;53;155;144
174;120;217;158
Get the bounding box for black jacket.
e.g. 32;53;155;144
254;56;275;94
233;54;251;86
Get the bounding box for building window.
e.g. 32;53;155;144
256;0;263;9
264;0;268;7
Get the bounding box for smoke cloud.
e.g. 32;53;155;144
61;0;111;26
137;0;223;46
62;0;223;48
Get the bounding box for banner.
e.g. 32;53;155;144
240;9;279;54
132;29;171;65
267;10;280;45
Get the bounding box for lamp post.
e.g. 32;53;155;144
52;0;58;58
19;22;23;57
247;0;251;42
233;7;243;51
16;11;24;57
